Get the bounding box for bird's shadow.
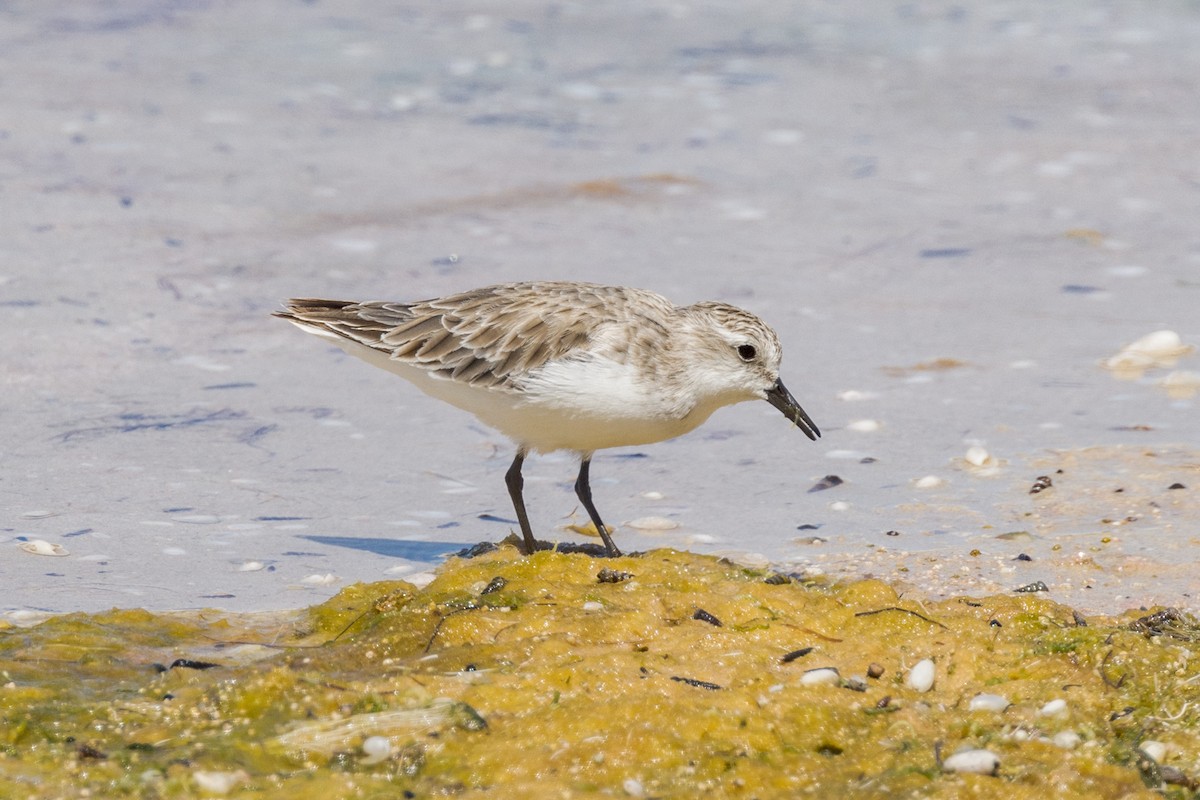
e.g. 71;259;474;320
298;534;615;563
299;535;473;563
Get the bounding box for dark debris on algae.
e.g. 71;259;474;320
2;548;1199;799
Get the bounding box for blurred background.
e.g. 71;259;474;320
3;1;1198;616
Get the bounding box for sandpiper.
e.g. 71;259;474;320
274;281;819;556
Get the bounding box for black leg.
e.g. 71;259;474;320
504;449;539;555
575;456;621;557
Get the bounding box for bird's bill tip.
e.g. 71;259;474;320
765;378;820;440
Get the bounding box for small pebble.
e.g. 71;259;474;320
1139;740;1167;763
866;663;885;679
964;446;993;467
582;601;604;612
192;770;247;795
623;778;645;797
907;659;935;692
1053;731;1082;750
361;735;392;765
968;693;1010;712
942;749;1000;775
1039;698;1068;716
808;475;844;492
597;568;633;584
799;667;841;686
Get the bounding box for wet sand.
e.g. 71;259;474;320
3;2;1198;618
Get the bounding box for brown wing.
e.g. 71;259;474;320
273;282;673;390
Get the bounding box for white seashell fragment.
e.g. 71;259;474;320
942;748;1000;775
192;770;247;795
964;446;991;467
968;693;1010;712
828;501;850;511
19;539;69;557
1053;731;1082;750
847;419;882;432
301;573;338;586
623;778;646;797
1103;329;1194;377
237;561;265;572
360;735;393;765
907;659;935;692
799;667;841;686
639;491;665;500
1039;698;1068;716
582;601;604;612
914;475;944;489
1139;740;1167;763
836;389;878;401
626;516;679;531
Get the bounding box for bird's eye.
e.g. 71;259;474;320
737;344;757;361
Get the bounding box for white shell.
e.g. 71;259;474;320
1053;731;1082;749
623;778;646;797
192;770;247;795
237;561;265;572
847;419;882;432
799;667;841;686
967;693;1010;712
1039;698;1068;716
914;475;944;489
1139;740;1167;763
907;659;935;692
942;748;1000;775
626;516;679;531
964;446;992;467
582;601;604;612
1103;329;1194;375
301;573;338;585
360;735;392;765
19;539;69;557
1124;329;1189;359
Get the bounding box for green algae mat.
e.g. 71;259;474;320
2;548;1198;798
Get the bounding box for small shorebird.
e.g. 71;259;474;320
274;281;819;557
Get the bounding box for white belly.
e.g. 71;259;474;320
323;335;716;453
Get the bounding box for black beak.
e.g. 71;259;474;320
765;378;820;441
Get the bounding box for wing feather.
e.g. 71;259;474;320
272;282;676;390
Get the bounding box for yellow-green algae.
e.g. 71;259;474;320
2;548;1199;799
